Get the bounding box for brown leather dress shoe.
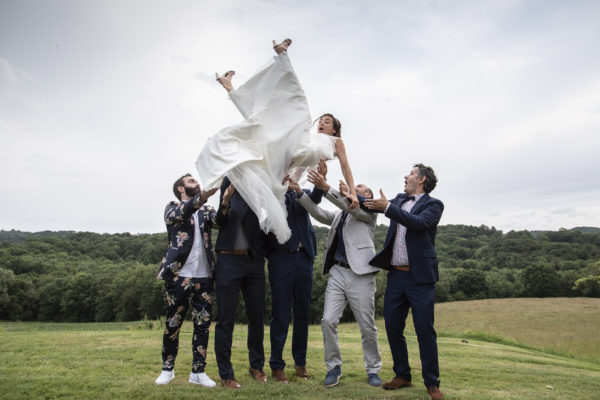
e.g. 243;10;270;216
428;386;444;400
221;378;241;389
272;369;289;383
249;367;267;382
295;365;309;380
382;376;412;390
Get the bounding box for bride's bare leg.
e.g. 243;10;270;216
273;38;292;55
215;70;235;92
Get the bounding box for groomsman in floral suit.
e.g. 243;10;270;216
155;173;219;387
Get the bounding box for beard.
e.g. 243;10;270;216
184;185;201;197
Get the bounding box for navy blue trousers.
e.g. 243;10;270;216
214;253;265;380
383;269;440;388
267;248;313;371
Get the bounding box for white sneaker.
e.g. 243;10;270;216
189;372;216;387
155;370;175;385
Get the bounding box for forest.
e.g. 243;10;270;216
1;225;599;323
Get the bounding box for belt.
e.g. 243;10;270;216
392;265;410;271
217;249;249;255
287;244;305;253
336;261;351;269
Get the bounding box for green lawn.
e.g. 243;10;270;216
434;297;600;362
2;298;600;399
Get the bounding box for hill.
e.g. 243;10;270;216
1;226;600;323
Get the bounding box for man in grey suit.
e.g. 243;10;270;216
287;165;382;388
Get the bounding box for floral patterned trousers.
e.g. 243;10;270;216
161;276;213;373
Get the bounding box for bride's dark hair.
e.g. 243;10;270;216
314;113;342;137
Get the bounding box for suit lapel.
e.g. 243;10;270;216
410;193;430;214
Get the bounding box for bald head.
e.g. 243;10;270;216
356;184;373;199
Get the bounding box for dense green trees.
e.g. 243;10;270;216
0;225;599;323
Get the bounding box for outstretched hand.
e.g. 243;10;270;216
338;180;359;209
317;159;328;178
285;176;303;194
200;187;219;203
307;169;330;192
347;194;359;209
364;189;389;211
222;184;236;206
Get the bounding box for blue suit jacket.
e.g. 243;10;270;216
265;188;323;260
157;193;217;280
215;177;267;258
369;193;444;284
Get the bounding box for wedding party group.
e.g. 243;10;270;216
154;39;445;400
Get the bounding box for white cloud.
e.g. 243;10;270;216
1;0;599;233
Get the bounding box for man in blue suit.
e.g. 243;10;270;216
214;176;268;389
265;175;324;383
155;174;219;387
365;163;444;400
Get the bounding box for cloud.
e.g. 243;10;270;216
1;0;599;233
0;58;32;84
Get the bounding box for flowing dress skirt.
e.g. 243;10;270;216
196;53;335;243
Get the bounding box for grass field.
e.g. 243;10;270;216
2;298;600;399
434;297;600;362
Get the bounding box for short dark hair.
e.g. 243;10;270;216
315;113;342;137
363;187;374;199
173;173;191;200
414;163;437;193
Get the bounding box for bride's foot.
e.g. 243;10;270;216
273;38;292;55
215;70;235;92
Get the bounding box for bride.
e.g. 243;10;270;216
196;39;358;244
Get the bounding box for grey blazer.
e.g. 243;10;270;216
297;188;379;276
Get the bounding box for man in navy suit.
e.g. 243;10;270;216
365;163;445;400
214;176;268;388
265;175;324;383
155;174;219;387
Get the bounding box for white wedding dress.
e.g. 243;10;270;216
196;52;336;244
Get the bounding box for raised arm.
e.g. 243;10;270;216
326;188;377;224
307;169;375;224
164;196;203;225
386;199;444;230
215;177;236;228
164;186;217;225
334;138;358;209
287;176;337;226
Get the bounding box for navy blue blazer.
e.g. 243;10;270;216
157;193;217;280
215;177;267;258
369;193;444;284
265;188;323;260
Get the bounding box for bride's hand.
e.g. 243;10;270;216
348;193;359;209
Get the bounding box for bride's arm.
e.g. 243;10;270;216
334;138;359;209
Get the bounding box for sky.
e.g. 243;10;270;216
1;0;599;234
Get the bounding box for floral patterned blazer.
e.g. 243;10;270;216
157;193;218;281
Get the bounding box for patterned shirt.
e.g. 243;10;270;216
389;194;424;266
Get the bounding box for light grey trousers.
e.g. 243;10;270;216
321;265;382;374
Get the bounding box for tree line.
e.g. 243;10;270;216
1;225;599;323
